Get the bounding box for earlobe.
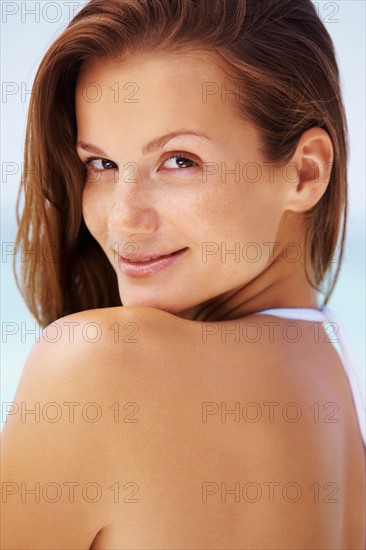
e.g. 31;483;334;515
286;127;334;212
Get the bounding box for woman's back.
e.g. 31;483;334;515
81;306;365;549
2;306;365;548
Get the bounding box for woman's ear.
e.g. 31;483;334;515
284;127;334;213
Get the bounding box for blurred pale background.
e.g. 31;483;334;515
1;1;365;429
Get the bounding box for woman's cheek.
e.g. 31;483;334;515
81;184;106;241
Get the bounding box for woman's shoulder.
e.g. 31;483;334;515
27;305;359;455
39;305;348;392
3;307;361;548
61;301;366;463
44;309;364;545
34;305;351;388
53;305;355;465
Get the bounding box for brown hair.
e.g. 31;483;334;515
14;0;348;328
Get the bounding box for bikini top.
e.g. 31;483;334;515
254;306;366;448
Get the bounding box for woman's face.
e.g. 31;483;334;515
75;49;305;320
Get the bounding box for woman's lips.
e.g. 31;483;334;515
118;248;188;277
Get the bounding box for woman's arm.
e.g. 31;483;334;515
0;316;116;549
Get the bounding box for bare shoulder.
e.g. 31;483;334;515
43;305;184;348
29;306;360;446
0;306;173;549
18;306;171;373
5;305;188;407
3;307;364;548
48;305;358;415
75;310;364;547
65;305;355;462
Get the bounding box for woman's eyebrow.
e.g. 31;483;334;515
76;129;209;157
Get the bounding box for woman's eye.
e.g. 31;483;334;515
160;154;199;171
81;153;199;174
82;158;118;172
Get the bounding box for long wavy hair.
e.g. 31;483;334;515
14;0;349;328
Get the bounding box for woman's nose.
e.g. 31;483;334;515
107;174;159;235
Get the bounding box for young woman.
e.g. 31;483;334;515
2;0;365;548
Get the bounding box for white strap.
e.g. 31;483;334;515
321;305;366;447
255;306;366;447
256;307;326;322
